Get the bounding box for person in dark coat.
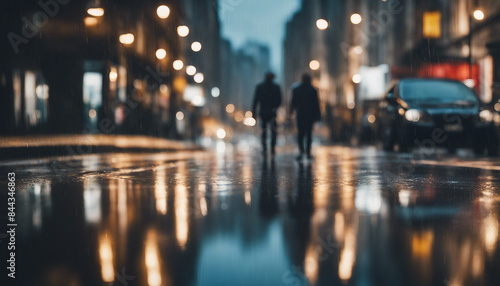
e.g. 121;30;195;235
290;73;321;160
252;72;283;156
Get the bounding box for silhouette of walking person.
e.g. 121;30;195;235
290;73;321;161
252;72;282;157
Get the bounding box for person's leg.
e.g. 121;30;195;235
297;123;305;158
261;118;268;153
270;117;277;155
306;123;313;158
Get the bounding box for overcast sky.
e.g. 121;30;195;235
219;0;301;77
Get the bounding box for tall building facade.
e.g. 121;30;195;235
0;0;223;139
219;40;272;114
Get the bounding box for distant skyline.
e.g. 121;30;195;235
219;0;301;78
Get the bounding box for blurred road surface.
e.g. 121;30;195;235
1;143;499;286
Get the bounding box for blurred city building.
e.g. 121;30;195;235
219;40;272;126
0;0;225;140
284;0;500;143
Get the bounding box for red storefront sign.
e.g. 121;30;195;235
417;62;480;92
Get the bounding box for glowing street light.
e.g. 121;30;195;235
194;73;204;83
191;42;202;52
87;8;104;17
244;117;256;127
351;13;362;24
473;9;485;21
119;33;134;45
177;26;189;37
352;74;362;84
211;87;220;98
186;65;196;76
309;60;320;71
367;115;376;124
176;111;184;121
226;104;235;113
109;68;118;82
353;46;363;55
234;111;244;122
156;49;166;60
173;60;184;70
156;5;170;19
316;19;328;30
216;128;226;139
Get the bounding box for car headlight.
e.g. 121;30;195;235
479;110;494;123
405;109;422;122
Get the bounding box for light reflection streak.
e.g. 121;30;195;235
145;230;162;286
197;183;207;216
155;169;168;215
244;191;251;205
338;229;356;281
32;184;42;229
242;161;253;205
398;190;411;207
304;245;319;285
341;185;355;211
483;215;499;255
175;184;189;249
200;198;208;216
471;249;484;278
354;183;382;214
31;181;52;230
334;212;345;242
412;230;434;258
99;232;115;283
314;149;330;210
84;178;102;224
117;179;128;234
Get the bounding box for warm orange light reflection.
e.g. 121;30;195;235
199;198;208;216
117;179;128;233
145;230;162;286
339;229;356;281
244;191;251;205
304;246;319;285
314;148;329;209
175;184;189;248
155;169;167;215
472;249;484;278
341;185;355;210
412;231;434;257
483;215;499;255
334;212;345;242
99;233;115;283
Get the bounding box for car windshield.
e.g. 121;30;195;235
400;80;479;105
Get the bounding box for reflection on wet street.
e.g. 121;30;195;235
1;146;500;286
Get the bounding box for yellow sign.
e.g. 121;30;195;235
423;11;441;38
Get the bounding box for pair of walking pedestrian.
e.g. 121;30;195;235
252;72;321;160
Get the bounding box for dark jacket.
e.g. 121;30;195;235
252;81;282;120
290;83;321;124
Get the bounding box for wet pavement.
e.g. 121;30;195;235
1;145;500;286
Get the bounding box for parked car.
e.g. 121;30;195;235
379;78;498;155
